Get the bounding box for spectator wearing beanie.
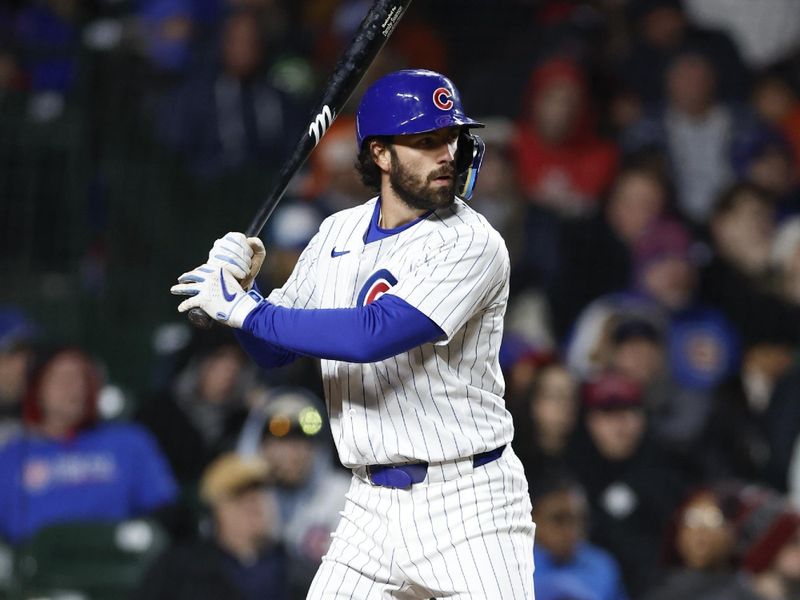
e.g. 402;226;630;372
567;371;688;597
706;490;800;600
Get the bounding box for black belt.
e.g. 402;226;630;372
366;445;506;490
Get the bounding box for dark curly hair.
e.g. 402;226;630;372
355;136;392;192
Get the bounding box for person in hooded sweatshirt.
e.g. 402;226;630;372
0;347;177;545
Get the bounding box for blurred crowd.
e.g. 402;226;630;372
3;0;800;599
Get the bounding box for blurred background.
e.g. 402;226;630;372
2;0;800;599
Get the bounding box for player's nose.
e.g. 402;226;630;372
437;139;458;164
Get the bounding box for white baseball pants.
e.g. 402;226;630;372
306;445;536;599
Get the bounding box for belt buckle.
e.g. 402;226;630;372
368;463;428;489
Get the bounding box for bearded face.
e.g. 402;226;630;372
386;136;458;211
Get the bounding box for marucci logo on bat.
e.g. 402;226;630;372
309;105;335;146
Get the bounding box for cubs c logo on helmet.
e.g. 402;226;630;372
432;87;453;111
357;269;398;307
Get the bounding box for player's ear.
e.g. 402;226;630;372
370;139;391;174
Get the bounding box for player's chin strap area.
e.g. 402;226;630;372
455;132;485;201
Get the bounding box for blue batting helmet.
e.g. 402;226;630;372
356;69;486;200
356;69;482;147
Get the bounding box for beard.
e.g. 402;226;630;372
388;147;456;211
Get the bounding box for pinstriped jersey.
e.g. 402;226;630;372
267;197;513;468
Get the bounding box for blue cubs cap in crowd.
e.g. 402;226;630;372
356;69;483;148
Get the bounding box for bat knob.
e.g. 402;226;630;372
187;308;214;330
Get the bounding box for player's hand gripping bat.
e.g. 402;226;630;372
188;0;413;329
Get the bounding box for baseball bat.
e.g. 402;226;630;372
188;0;413;329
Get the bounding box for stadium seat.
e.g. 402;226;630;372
11;519;168;600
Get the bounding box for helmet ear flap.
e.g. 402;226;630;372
456;132;485;201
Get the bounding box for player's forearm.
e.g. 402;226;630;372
241;294;444;363
233;328;300;368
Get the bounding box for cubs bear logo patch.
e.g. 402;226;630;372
357;269;398;307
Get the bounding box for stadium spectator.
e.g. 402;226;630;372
731;127;800;218
511;56;619;218
631;218;740;390
133;452;288;600
531;470;629;600
154;8;306;178
607;312;712;458
771;216;800;306
12;0;80;121
468;117;525;261
752;75;800;174
0;308;36;447
700;183;800;344
237;387;349;598
136;0;195;76
137;328;254;485
622;51;756;224
706;489;800;600
619;0;749;105
567;219;738;391
567;371;687;596
549;163;670;337
642;485;740;600
513;359;579;486
700;326;800;492
0;347;177;544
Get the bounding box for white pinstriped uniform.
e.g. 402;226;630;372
268;196;535;599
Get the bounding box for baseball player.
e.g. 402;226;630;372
171;69;535;599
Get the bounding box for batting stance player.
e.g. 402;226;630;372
171;69;535;599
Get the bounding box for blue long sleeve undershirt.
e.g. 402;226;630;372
234;294;445;367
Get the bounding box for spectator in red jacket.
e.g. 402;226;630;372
511;57;619;218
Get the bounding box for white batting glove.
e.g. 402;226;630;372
170;264;263;328
207;232;266;290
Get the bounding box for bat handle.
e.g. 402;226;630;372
187;307;214;329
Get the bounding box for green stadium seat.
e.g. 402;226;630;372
11;519;168;600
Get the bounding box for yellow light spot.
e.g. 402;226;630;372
298;407;323;436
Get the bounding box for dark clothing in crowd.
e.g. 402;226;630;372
137;389;247;485
548;213;633;339
698;255;800;347
701;367;800;492
619;16;749;105
155;70;302;178
568;432;688;597
642;569;737;600
133;538;288;600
